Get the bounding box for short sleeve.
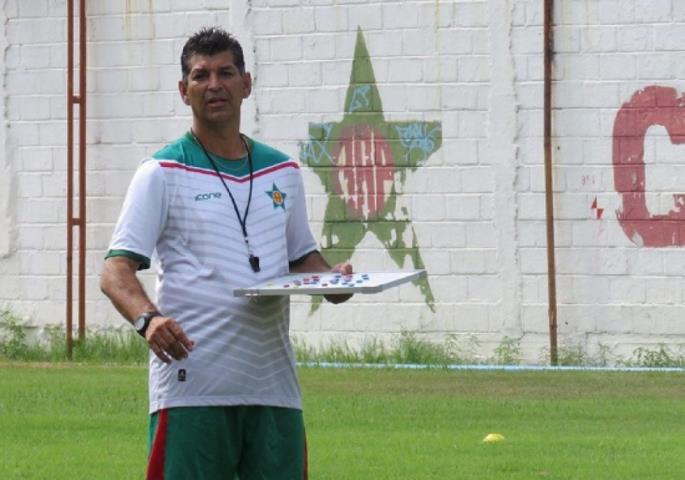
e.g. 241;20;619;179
285;169;318;263
105;159;168;270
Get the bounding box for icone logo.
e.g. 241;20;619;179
194;192;222;201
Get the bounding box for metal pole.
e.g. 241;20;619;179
66;0;87;356
66;0;74;358
78;0;87;341
543;0;558;365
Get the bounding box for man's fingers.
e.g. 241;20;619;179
327;263;354;304
169;322;195;351
147;317;194;361
159;329;189;360
164;323;193;360
150;343;172;364
333;263;353;275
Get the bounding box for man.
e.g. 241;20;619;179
100;27;352;480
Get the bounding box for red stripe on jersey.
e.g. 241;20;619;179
159;161;300;183
146;409;169;480
303;433;309;480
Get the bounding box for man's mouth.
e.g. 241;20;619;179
207;97;227;106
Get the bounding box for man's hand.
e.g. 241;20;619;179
100;257;194;364
325;262;354;304
146;316;195;364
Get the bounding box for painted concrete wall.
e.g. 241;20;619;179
1;0;684;363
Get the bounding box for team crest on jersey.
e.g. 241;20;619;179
266;183;287;210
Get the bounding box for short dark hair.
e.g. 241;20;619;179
180;27;245;79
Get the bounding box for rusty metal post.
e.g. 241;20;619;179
66;0;74;358
544;0;558;365
66;0;87;357
78;0;87;341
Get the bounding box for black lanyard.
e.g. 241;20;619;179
191;130;260;273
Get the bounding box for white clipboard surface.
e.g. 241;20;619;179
233;270;426;297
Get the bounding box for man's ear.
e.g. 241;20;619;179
178;79;190;104
242;72;252;99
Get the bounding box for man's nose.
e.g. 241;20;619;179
208;72;221;89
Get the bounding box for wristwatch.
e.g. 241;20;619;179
133;311;161;338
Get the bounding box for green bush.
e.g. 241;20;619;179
0;310;29;359
631;344;685;368
3;310;685;369
0;312;148;364
491;336;522;365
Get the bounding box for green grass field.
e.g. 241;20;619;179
1;363;684;479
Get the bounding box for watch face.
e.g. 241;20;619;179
134;316;146;331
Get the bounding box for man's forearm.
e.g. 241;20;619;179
100;257;157;323
289;251;332;273
101;256;194;363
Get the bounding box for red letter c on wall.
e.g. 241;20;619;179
613;86;685;246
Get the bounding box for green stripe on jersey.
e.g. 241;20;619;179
105;249;151;270
152;132;292;178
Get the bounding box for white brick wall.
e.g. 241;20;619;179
513;0;685;361
1;0;685;364
0;6;10;259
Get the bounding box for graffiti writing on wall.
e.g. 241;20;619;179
613;86;685;246
300;28;442;311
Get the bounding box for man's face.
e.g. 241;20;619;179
178;50;252;127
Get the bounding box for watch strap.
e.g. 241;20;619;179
135;310;161;338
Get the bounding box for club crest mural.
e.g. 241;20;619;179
300;28;442;311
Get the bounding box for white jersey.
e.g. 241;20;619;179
106;132;318;413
